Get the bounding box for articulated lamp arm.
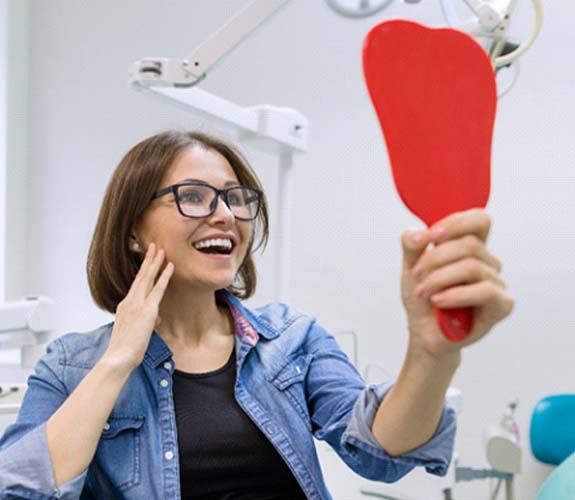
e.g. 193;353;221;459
129;0;290;89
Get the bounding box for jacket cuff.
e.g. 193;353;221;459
0;423;88;499
342;382;457;476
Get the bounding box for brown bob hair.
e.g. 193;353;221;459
87;130;269;314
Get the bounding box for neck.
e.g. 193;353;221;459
157;282;232;349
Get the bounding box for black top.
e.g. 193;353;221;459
172;349;307;500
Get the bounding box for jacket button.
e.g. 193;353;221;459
103;422;110;431
165;451;174;460
160;379;169;388
163;362;172;370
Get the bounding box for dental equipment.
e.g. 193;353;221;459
325;0;542;97
441;0;543;68
325;0;393;18
0;296;56;369
441;0;543;96
129;0;308;303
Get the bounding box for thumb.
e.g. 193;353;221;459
401;228;431;271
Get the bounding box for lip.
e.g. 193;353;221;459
195;251;234;261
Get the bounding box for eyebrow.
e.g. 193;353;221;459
179;178;239;187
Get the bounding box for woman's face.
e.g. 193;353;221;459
133;146;254;292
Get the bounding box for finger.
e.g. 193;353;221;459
129;242;157;290
429;281;513;311
148;262;174;304
411;235;502;280
428;208;492;244
401;228;433;271
131;245;165;297
141;248;167;297
415;258;506;299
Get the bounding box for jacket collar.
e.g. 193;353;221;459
217;289;280;341
143;331;174;368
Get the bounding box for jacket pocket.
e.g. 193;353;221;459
269;354;313;430
96;415;145;491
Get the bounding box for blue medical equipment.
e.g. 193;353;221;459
531;394;575;500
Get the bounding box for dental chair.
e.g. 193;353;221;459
531;394;575;499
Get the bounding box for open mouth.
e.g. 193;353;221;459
192;237;235;256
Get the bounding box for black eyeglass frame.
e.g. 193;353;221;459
151;181;263;221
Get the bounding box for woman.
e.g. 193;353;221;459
0;130;514;499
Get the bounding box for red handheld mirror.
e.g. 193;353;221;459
363;20;497;342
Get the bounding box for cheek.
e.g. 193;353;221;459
239;225;255;254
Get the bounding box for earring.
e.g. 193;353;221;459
131;242;141;252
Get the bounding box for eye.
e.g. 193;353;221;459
179;187;207;204
227;192;243;206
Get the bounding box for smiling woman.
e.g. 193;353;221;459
0;130;512;500
87;131;270;312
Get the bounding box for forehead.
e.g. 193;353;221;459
163;146;239;187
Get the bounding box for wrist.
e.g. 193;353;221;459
406;339;462;373
99;350;140;376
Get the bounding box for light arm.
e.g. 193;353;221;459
455;0;543;68
129;0;290;88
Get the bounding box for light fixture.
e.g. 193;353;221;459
325;0;394;18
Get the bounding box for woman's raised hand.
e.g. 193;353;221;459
400;208;514;358
104;243;174;370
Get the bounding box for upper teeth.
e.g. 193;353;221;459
193;238;233;250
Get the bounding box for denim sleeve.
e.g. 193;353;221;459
306;322;456;483
0;338;88;499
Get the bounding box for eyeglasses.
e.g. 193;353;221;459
152;181;262;221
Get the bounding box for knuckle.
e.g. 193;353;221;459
463;257;480;280
464;234;481;253
494;256;503;273
483;281;498;300
480;211;492;229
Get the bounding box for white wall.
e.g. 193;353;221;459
4;0;575;498
0;0;29;366
0;0;7;303
4;0;28;306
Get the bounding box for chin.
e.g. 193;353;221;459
197;274;236;292
170;270;235;292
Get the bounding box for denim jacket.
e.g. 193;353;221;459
0;290;456;500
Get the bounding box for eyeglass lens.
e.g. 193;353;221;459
177;185;259;220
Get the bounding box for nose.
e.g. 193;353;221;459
209;193;235;225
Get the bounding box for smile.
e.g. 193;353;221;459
192;237;235;256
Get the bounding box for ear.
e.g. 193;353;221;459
129;232;142;253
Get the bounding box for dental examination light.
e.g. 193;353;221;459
325;0;393;18
326;0;542;96
0;296;55;369
441;0;543;96
129;0;308;303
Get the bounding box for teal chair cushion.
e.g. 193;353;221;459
537;451;575;500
